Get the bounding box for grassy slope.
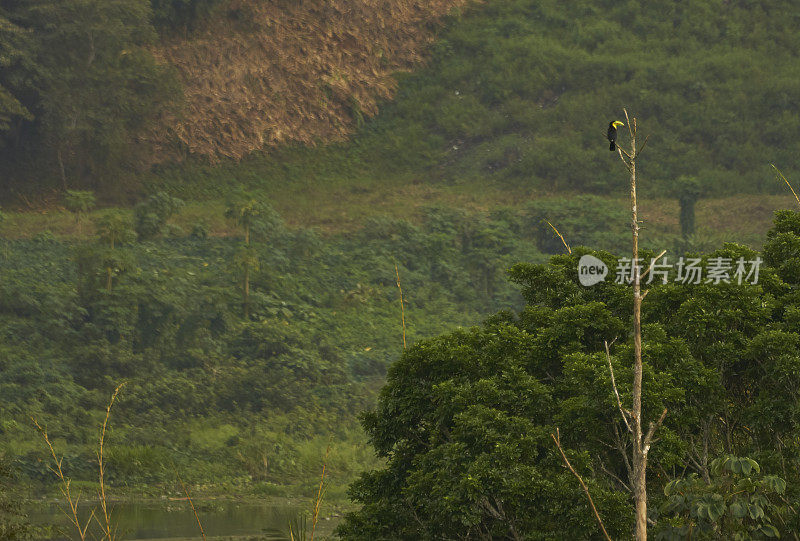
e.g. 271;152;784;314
5;194;797;252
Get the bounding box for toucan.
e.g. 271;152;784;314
607;120;624;151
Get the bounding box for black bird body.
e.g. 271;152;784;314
607;120;624;151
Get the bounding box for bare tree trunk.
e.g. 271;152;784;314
608;112;666;540
628;120;648;540
633;445;647;540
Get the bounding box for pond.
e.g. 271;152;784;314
28;500;311;540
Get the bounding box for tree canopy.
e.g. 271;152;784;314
337;210;800;539
0;0;177;192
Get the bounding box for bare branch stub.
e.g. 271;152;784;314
644;408;669;451
599;459;632;492
623;108;633;139
617;148;633;174
638;134;651;155
640;249;668;282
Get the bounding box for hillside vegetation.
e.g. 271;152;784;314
4;0;800;200
5;0;800;531
338;211;800;539
350;0;800;195
0;202;543;495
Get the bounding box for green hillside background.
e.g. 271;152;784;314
3;0;800;521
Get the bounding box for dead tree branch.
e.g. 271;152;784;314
551;428;613;541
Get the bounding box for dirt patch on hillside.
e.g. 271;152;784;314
152;0;466;161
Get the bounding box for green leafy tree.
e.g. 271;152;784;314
675;177;702;241
14;0;177;189
336;317;633;539
224;188;280;317
656;456;789;540
233;245;259;319
0;12;34;139
133;191;184;241
94;211;135;250
92;211;135;291
0;457;32;540
338;208;800;539
224;188;280;246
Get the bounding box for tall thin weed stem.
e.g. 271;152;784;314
177;473;206;541
310;443;331;541
289;443;331;541
544;220;572;254
772;164;800;208
32;419;95;541
95;383;125;541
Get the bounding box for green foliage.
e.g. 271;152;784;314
5;0;800;200
0;12;34;135
63;190;96;219
30;230;55;243
232;245;260;272
150;0;223;31
0;0;178;191
0;457;32;540
338;212;800;539
224;188;281;244
0;205;540;494
93;211;135;248
656;456;789;540
676;177;702;240
345;0;800;195
134;191;184;240
189;220;209;240
338;321;631;539
524;195;630;254
63;189;96;235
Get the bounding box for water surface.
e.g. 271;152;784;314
29;500;301;540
